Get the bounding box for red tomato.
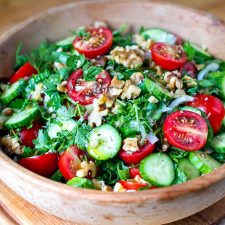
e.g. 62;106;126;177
129;167;141;179
119;180;148;190
187;94;225;134
73;28;113;59
151;42;187;70
119;141;155;165
163;110;208;151
18;153;58;177
20;121;42;148
58;145;87;180
67;68;111;105
180;62;198;78
10;62;37;83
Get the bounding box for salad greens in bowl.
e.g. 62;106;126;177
1;21;225;192
0;1;225;225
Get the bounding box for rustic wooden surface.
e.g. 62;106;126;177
0;0;225;224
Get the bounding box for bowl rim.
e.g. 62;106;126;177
1;0;225;203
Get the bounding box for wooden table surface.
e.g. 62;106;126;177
0;0;225;224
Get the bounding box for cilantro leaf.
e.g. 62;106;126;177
66;54;85;71
33;129;51;153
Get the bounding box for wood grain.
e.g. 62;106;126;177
0;0;225;225
0;0;225;35
0;181;225;225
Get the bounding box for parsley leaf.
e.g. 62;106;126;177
66;54;86;71
56;106;76;121
183;41;195;61
33;129;51;153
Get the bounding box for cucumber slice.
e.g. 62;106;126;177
178;158;200;180
189;43;213;61
141;28;176;45
48;119;77;138
140;153;175;187
189;151;221;174
144;78;173;101
180;106;201;115
206;72;225;100
56;36;76;47
4;106;39;129
0;79;24;104
211;133;225;153
87;124;122;160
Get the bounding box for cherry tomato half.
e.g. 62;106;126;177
119;180;148;190
20;121;42;148
187;94;225;134
73;27;113;59
18;153;58;177
119;141;155;165
151;42;187;70
67;68;111;105
129;167;141;179
58;145;86;180
163;110;208;151
10;62;37;83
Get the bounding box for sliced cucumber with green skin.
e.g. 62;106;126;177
178;158;200;180
4;106;39;129
211;133;225;153
180;106;213;146
189;43;213;60
56;36;76;47
206;72;225;100
144;78;173;101
140;153;175;187
0;79;24;104
141;28;176;45
48;119;77;138
189;151;221;174
87;124;122;161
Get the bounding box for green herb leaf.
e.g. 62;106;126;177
50;170;64;182
183;41;195;61
117;161;130;180
67;177;95;189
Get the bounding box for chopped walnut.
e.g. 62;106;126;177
0;136;23;155
110;45;144;69
88;98;108;126
76;161;97;178
150;61;163;76
183;75;197;87
53;62;65;71
134;175;149;185
130;72;144;85
30;83;43;101
93;21;108;28
110;76;125;89
162;138;170;152
164;71;183;91
121;80;141;99
174;89;187;98
133;34;153;51
2;108;14;116
148;96;158;103
57;81;67;93
90;55;108;67
113;182;126;192
122;138;139;154
92;179;113;192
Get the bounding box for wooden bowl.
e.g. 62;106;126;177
1;1;225;224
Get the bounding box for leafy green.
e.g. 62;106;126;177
66;54;86;71
172;165;188;184
33;129;51;153
50;170;64;182
67;177;95;189
117;161;130;180
96;158;121;186
14;43;29;70
169;148;189;163
183;41;195;61
20;147;36;158
56;106;76;121
83;63;103;81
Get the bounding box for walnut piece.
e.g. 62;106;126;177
133;34;152;51
110;76;125;89
121;80;141;99
57;81;68;93
110;45;144;69
164;71;183;91
0;135;23;155
76;161;97;178
92;179;112;192
130;72;144;85
122;138;139;154
30;83;43;101
113;182;126;192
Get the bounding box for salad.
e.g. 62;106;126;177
0;21;225;192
